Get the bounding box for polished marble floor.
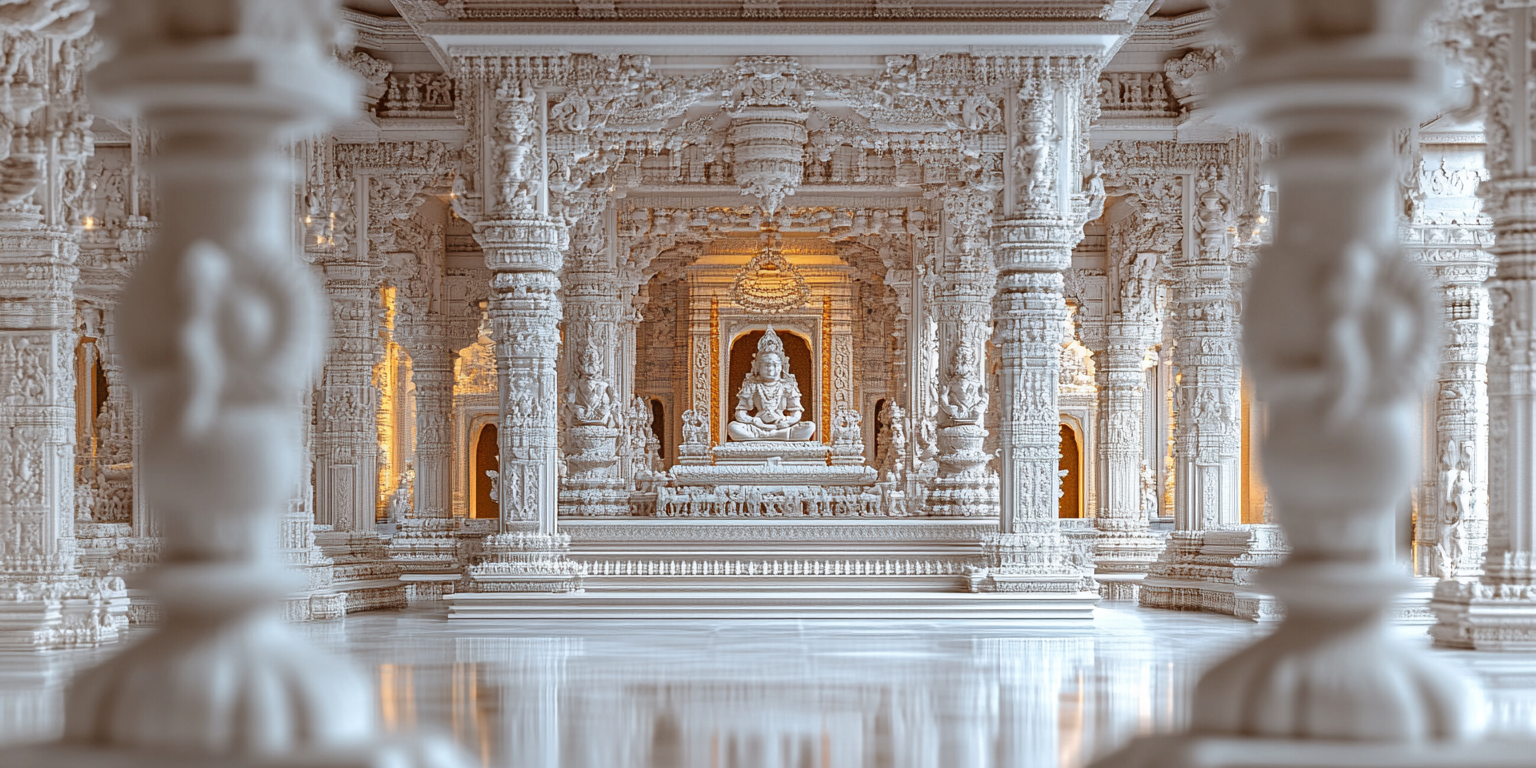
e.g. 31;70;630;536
3;605;1536;768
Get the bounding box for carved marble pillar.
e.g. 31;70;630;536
1092;212;1169;600
31;2;471;764
1095;321;1164;598
1169;169;1244;533
1095;1;1490;763
1411;240;1494;581
405;335;455;520
559;201;623;519
969;69;1096;595
456;81;582;594
929;187;997;518
1433;2;1536;652
313;254;379;531
466;215;580;591
92;308;133;524
387;328;460;596
0;13;126;650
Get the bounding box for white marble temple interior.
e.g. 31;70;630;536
6;0;1536;766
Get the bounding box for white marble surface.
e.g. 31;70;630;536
1;605;1532;767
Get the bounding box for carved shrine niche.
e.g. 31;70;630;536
634;234;878;453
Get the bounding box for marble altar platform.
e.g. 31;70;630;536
445;518;1103;620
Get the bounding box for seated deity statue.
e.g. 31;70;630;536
726;327;816;442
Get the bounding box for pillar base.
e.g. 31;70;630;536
1139;526;1288;621
388;518;462;572
461;532;584;593
313;529;407;614
1093;524;1167;601
389;518;464;603
964;530;1098;596
1088;734;1531;768
1430;578;1536;650
929;425;997;517
0;574;129;650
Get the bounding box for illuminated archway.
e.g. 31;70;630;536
1058;421;1083;519
472;423;499;520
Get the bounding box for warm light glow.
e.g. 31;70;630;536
82;217;94;229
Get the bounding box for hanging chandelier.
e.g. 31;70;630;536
730;233;812;314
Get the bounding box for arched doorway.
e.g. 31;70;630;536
649;398;667;466
1058;422;1083;519
472;423;499;519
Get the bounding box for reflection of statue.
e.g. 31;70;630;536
727;328;816;442
939;344;987;425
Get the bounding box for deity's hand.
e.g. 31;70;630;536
779;409;802;426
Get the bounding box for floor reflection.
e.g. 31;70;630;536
340;606;1256;768
2;605;1531;767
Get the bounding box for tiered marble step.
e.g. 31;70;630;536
445;589;1096;619
444;518;1100;620
313;529;407;614
570;518;984;591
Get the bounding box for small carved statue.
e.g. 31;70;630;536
1140;463;1158;518
680;408;709;447
727;327;816;442
939;343;987;425
386;470;412;524
832;409;862;447
565;346;615;426
1436;439;1474;577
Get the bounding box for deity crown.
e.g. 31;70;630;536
757;327;785;357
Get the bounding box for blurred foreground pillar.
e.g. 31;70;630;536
2;2;468;766
1093;1;1527;765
